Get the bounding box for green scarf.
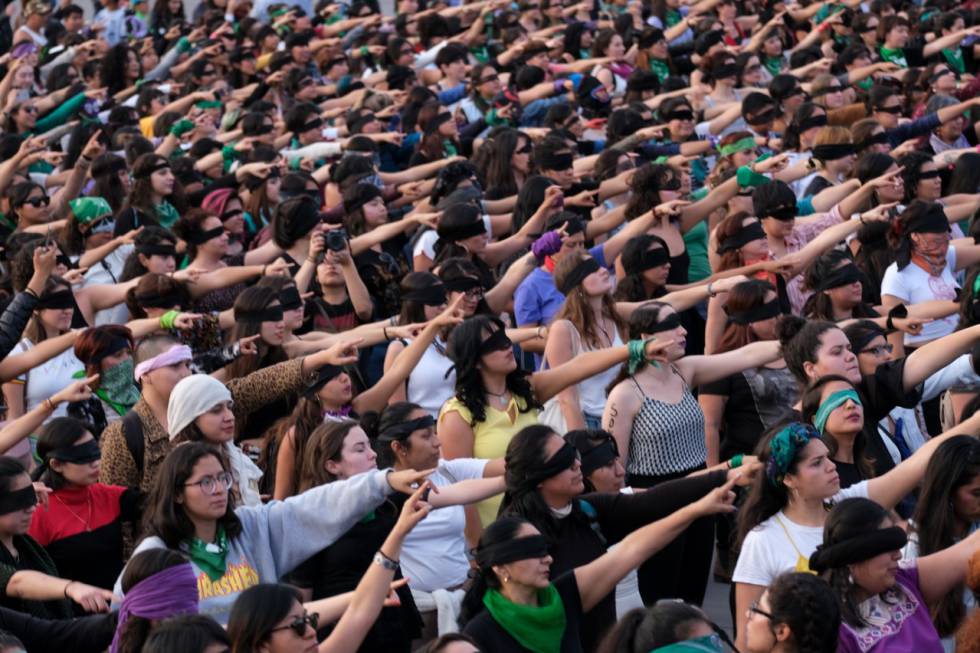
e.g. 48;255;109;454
942;47;965;75
482;586;566;653
444;140;459;157
156;200;180;229
879;46;908;68
763;56;783;77
95;358;140;415
649;58;671;82
857;77;873;92
470;45;490;64
665;8;682;27
186;524;229;582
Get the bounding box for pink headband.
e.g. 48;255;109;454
134;345;193;380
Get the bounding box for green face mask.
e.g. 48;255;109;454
98;357;141;409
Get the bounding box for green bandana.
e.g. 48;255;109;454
69;197;112;225
942;48;965;75
186;524;229;582
195;100;223;110
95;358;140;415
763;56;783;77
766;423;817;487
652;634;726;653
444;140;459;157
650;58;670;82
813;388;862;434
483;585;566;653
470;45;490;64
665;8;682;27
719;136;757;157
156;201;180;229
879;46;908;68
857;77;873;92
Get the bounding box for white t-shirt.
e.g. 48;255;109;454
83;245;132;326
732;481;869;587
93;7;129;47
880;248;959;345
11;338;83;420
401;458;487;592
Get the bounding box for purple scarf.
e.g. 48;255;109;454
109;563;199;653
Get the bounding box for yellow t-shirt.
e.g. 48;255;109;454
139;115;156;138
439;395;539;526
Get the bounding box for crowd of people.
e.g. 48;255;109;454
0;0;979;651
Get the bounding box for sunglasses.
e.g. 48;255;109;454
23;195;50;208
271;612;319;637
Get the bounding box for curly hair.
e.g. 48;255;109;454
446;315;538;424
897;151;936;204
767;572;841;653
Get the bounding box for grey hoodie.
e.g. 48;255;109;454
115;468;393;625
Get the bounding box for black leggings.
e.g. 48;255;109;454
627;465;714;606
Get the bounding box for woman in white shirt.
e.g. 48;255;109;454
881;201;980;346
731;415;980;652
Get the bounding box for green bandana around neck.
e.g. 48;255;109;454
879;46;908;68
650;58;670;82
665;8;682;27
95;358;140;415
483;585;566;653
156;201;180;229
652;634;726;653
186;524;229;582
763;56;783;77
942;47;965;75
444;140;459;157
70;197;112;225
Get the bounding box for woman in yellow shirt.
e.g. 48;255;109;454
439;312;671;529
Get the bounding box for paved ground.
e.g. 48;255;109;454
703;559;735;636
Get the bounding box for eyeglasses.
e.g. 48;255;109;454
184;471;234;495
270;612;319;637
861;344;894;357
748;600;773;620
23;195;50;208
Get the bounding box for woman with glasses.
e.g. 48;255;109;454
459;483;736;653
743;572;840;653
811;497;980;653
731;414;979;651
118;440;430;625
228;481;433;653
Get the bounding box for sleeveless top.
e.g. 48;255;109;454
577;328;624;416
404;337;455;419
625;369;707;476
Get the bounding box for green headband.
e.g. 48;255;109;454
813;389;862;434
69;197;112;224
719;136;757;157
766;422;818;487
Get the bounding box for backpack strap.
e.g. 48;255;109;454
122;410;145;478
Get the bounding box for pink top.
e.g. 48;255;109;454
782;208;845;315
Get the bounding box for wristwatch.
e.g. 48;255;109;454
373;551;399;571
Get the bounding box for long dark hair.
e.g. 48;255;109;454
477;128;527;197
361;401;423;469
818;498;896;628
596;602;717;653
225;286;288;380
767;573;841;653
717;280;776;353
614;234;670;302
625;164;675;220
33;417;92;489
802;250;878;321
459;516;529;626
911;436;980;636
122;154;186;225
142;615;230;653
91;154;129;213
801;375;874;479
228;584;304;653
115;549;190;653
142;443;243;549
735;423;815;549
887;199;940;271
777;315;839;384
447;315;538;424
